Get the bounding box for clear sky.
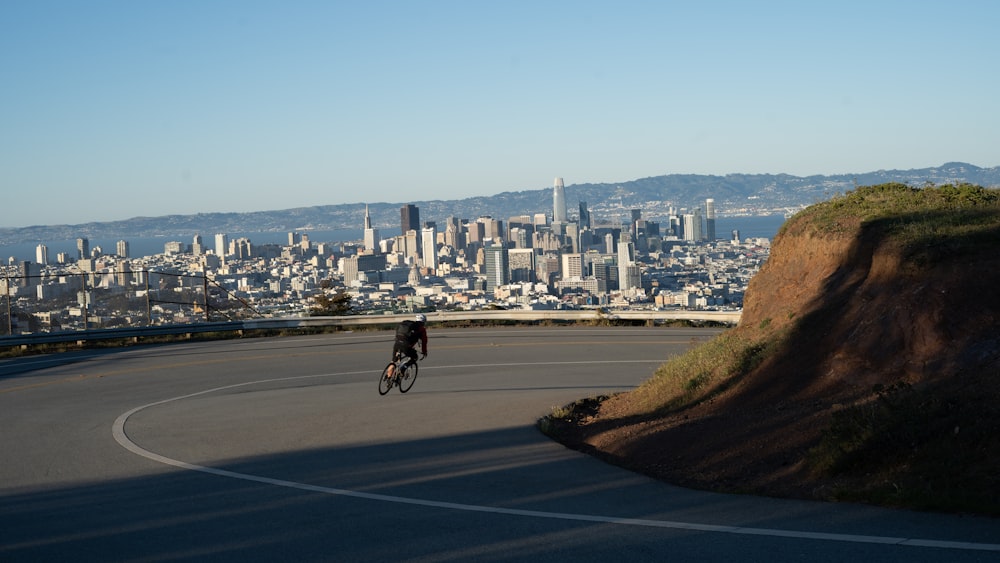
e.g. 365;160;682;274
2;1;998;228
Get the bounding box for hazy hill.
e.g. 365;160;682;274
3;162;998;245
544;182;1000;514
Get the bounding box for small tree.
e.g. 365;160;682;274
311;290;353;316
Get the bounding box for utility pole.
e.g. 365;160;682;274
82;274;89;331
145;269;151;325
4;273;11;336
203;272;210;322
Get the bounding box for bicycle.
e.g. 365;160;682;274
378;352;418;395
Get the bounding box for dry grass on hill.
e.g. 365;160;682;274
541;183;1000;515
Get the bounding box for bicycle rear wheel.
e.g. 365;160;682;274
398;362;418;393
378;363;395;395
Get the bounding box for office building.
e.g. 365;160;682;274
215;233;229;257
443;216;464;251
508;248;536;283
35;244;48;266
164;241;185;255
681;214;697;242
17;261;40;288
705;198;717;241
341;253;388;286
466;221;486;246
477;216;502;241
618;239;640;291
191;235;204;256
552;177;567;224
77;237;89;260
117;261;132;287
363;204;380;252
484;244;509;290
116;239;130;258
421;226;438;272
561;253;583;280
401;204;420;250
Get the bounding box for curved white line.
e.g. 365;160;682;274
111;368;1000;552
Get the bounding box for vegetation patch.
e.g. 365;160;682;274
541;183;1000;516
629;330;776;415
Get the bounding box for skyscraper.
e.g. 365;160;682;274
421;225;438;272
618;239;641;291
215;233;229;257
681;214;697;242
579;201;591;230
35;244;48;266
401;204;420;236
705;198;717;241
401;204;421;258
628;208;641;244
76;237;89;260
116;239;130;258
363;204;380;252
552;177;567;224
484;243;509;290
561;253;583;280
508;248;536;283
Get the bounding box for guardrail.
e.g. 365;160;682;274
0;309;741;350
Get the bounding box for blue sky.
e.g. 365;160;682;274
2;1;998;228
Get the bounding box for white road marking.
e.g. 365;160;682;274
111;368;1000;553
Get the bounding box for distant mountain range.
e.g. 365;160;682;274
3;162;997;245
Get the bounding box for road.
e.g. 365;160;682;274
1;326;997;562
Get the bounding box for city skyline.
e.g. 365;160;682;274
3;2;998;228
2;188;772;333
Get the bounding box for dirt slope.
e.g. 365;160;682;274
548;186;1000;510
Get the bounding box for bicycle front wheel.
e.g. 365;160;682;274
378;363;395;395
398;362;418;393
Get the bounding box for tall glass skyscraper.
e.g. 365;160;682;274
484;243;509;290
705;198;717;241
401;204;421;256
552;177;567;223
401;204;420;235
578;201;591;230
76;237;89;260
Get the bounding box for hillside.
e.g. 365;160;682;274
3;162;998;245
543;183;1000;514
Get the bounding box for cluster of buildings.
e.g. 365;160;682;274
1;179;771;333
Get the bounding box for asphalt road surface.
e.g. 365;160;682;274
2;326;998;562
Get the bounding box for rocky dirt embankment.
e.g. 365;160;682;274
547;184;1000;512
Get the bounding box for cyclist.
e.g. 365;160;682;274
389;313;428;377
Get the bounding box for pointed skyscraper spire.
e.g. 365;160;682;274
363;204;379;252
